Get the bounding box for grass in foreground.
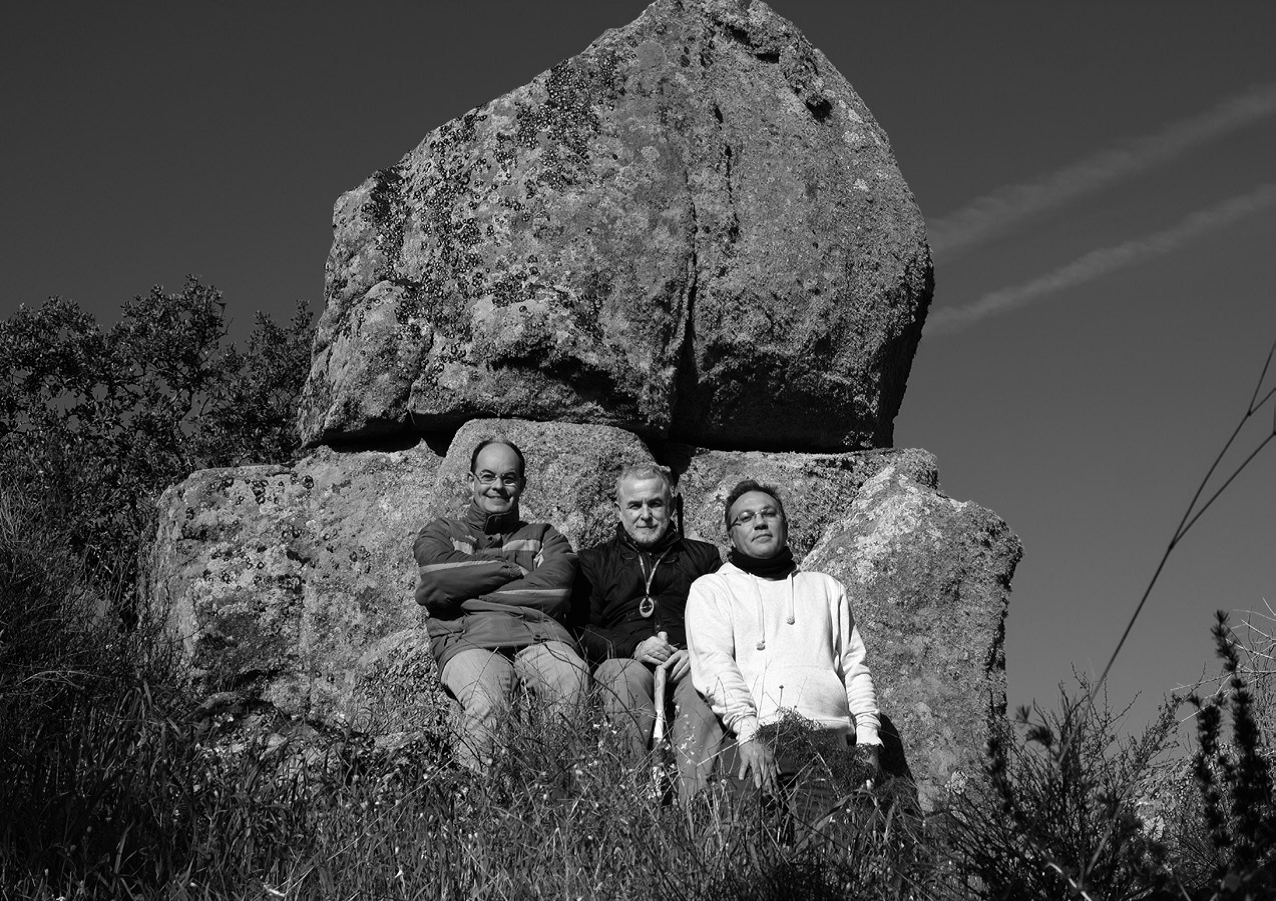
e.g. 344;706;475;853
0;689;951;900
3;637;1274;901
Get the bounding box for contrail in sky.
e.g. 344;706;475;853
928;83;1276;259
927;184;1276;336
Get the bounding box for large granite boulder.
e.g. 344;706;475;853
298;0;931;451
805;465;1023;811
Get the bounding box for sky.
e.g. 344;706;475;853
5;1;1274;734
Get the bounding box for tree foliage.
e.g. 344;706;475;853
0;277;313;598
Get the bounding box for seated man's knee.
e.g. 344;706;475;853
441;649;514;712
515;641;588;703
595;657;648;686
594;657;654;705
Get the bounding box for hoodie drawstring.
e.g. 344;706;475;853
753;570;796;651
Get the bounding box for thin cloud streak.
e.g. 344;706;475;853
928;83;1276;259
928;184;1276;336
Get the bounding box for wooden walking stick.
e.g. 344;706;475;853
650;662;673;800
652;663;668;748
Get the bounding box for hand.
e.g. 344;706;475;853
663;649;691;683
633;631;675;665
857;744;881;786
736;737;779;793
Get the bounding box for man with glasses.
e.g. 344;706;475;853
414;438;586;771
573;463;723;797
686;479;882;815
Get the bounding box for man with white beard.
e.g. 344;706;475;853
574;463;723;798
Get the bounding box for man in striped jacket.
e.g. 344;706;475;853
414;438;586;771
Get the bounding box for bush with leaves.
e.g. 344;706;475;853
1179;612;1276;897
0;277;313;599
0;279;313;893
942;682;1179;901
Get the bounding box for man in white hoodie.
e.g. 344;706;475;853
686;479;882;797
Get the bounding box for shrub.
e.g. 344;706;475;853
0;281;314;897
943;680;1179;901
1180;612;1276;896
0;279;313;603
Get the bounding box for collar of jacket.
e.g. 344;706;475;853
614;521;680;556
464;501;522;535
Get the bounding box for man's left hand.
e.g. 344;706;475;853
857;744;882;786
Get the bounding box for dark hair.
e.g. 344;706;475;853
723;479;785;529
470;439;526;479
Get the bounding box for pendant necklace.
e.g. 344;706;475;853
637;549;670;618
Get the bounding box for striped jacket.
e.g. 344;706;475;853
414;502;578;669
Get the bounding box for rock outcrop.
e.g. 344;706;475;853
805;466;1022;809
297;0;931;452
143;0;1015;815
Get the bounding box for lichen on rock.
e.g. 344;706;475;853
144;2;1018;806
805;466;1024;810
298;0;931;451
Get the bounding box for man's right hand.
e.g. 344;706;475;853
633;632;675;665
663;649;691;683
736;737;779;793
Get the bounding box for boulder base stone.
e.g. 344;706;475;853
146;420;652;725
146;446;438;721
146;423;1017;805
805;466;1023;811
298;0;931;451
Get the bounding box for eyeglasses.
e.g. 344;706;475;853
729;507;782;529
473;471;522;487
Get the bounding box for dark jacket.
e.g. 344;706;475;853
414;502;577;670
573;525;722;665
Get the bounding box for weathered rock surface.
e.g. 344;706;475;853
298;0;931;451
146;421;1018;807
674;445;940;557
146;419;651;727
147;446;437;723
805;465;1023;811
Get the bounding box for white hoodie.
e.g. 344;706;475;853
686;561;881;747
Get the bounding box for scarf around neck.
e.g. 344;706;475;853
729;547;796;579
